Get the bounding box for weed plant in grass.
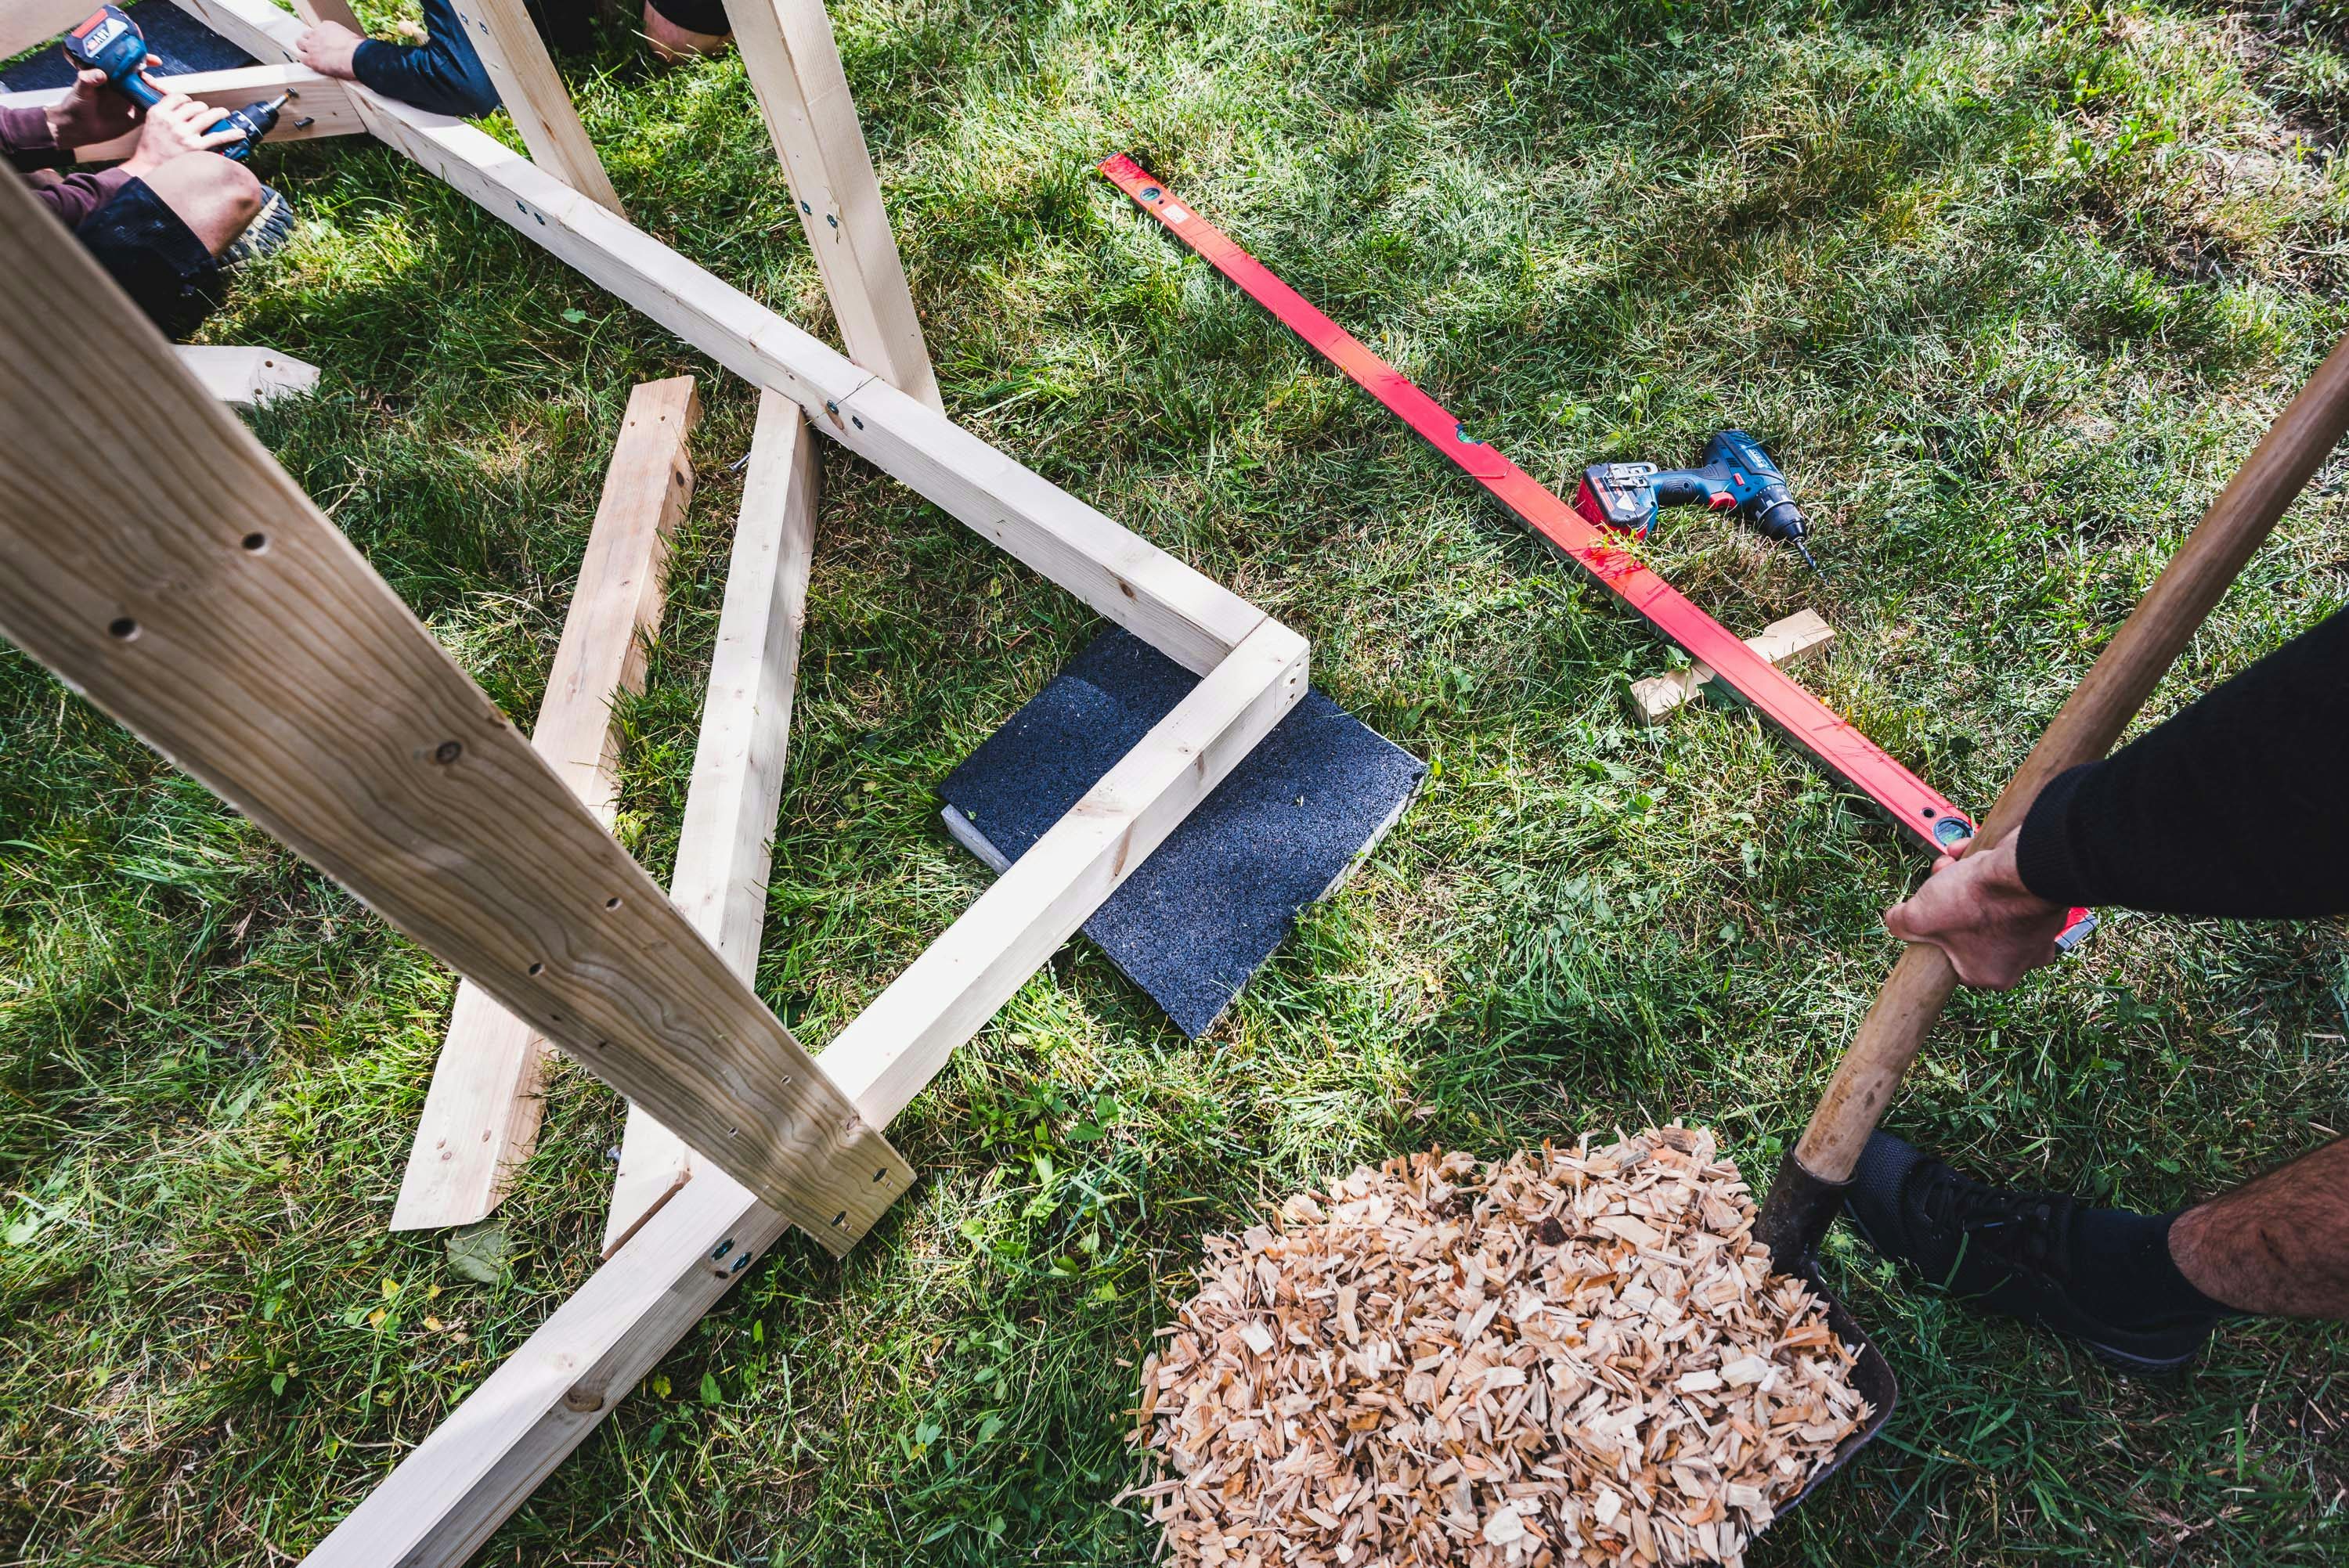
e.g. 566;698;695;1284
4;0;2349;1562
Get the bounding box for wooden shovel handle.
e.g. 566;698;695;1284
1794;333;2349;1184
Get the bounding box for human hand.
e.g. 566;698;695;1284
42;61;151;150
296;21;365;81
1882;836;2072;989
122;91;246;176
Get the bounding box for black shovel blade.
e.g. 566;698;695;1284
1781;1267;1898;1511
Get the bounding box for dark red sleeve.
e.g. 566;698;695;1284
22;165;135;229
2;104;67;170
8;103;135;228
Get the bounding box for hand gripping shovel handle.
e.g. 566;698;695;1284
1757;333;2349;1271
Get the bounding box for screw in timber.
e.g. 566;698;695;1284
433;740;463;765
712;1238;734;1261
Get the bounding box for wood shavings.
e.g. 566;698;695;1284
1128;1128;1869;1568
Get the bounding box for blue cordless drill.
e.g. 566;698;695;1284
1571;429;1822;575
61;5;299;161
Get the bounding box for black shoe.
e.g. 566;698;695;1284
1845;1132;2215;1371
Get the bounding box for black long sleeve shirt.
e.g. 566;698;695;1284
2015;607;2348;918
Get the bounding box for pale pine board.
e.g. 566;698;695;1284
392;376;701;1231
605;392;819;1256
721;0;940;408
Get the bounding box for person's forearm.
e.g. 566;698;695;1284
2015;607;2349;918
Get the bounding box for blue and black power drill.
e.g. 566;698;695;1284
1571;429;1822;575
61;5;301;161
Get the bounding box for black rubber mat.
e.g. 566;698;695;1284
940;628;1423;1037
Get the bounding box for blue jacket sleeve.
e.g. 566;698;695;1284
349;0;502;118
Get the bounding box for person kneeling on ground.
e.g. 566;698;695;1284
1846;607;2347;1369
5;63;279;339
295;0;733;121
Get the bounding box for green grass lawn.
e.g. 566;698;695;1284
6;0;2349;1560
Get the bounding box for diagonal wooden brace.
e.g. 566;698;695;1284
0;174;907;1252
394;377;702;1232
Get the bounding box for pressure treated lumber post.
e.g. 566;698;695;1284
392;377;701;1232
300;619;1308;1567
604;391;819;1255
444;0;626;214
0;173;906;1246
720;0;940;409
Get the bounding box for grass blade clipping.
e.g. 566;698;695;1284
1130;1129;1869;1567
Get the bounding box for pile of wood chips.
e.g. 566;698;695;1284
1129;1128;1869;1568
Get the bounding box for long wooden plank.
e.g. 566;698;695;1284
392;377;702;1231
0;0;94;62
0;65;360;162
604;391;819;1255
0;172;906;1249
441;0;625;214
299;618;1308;1566
162;0;1260;674
720;0;940;409
359;106;1263;674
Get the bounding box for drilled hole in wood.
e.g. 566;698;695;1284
107;617;138;640
831;1211;847;1227
874;1169;887;1183
434;741;463;765
604;896;621;910
528;961;544;977
240;532;267;552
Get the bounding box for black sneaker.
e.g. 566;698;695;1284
1845;1132;2214;1371
221;185;294;268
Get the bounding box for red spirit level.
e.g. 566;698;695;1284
1100;154;1986;863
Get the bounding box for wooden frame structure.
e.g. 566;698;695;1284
0;0;1306;1559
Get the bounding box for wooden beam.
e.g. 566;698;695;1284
298;618;1308;1566
720;0;939;409
0;65;361;162
604;391;818;1256
164;0;1260;672
363;110;1264;674
443;0;625;214
174;343;322;406
392;377;701;1232
0;0;94;63
0;173;907;1250
1625;608;1835;726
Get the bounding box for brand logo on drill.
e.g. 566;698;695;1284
78;13;129;52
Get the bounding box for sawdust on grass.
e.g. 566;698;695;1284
1129;1128;1870;1567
